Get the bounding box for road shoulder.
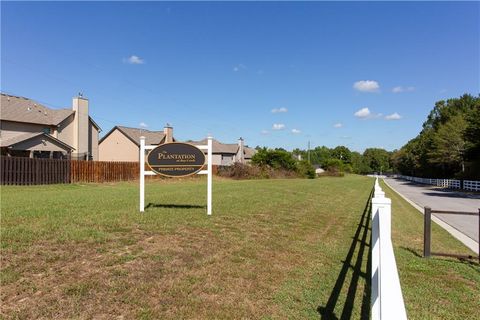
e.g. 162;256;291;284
383;178;479;254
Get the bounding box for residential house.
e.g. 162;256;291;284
0;93;101;160
187;137;256;166
98;125;174;162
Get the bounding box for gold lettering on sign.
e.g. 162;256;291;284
158;153;196;160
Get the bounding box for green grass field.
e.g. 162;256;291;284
1;175;478;319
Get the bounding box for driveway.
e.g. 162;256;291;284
384;177;480;242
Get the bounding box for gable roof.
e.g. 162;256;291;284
187;138;256;158
1;93;73;126
99;126;170;146
1;93;101;131
0;132;74;150
187;138;238;154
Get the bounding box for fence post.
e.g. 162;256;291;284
139;136;145;212
424;207;431;258
371;195;391;320
207;135;213;216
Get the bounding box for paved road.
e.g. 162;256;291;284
384;177;480;241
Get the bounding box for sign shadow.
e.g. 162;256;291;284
145;203;207;210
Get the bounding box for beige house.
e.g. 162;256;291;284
187;137;256;166
99;125;174;162
0;93;101;160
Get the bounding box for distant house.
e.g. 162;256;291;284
187;137;256;166
0;93;101;160
99;125;175;162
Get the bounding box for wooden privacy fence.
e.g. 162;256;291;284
70;160;139;183
1;156;142;185
1;156;70;185
1;156;217;185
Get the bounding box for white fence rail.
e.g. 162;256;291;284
464;180;480;192
397;175;480;191
371;178;408;320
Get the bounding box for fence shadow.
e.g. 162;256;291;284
422;191;480;199
317;191;372;320
145;203;206;209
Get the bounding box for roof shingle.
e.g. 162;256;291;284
0;93;73;126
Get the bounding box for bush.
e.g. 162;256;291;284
297;160;316;179
217;163;300;180
323;158;343;172
251;148;297;171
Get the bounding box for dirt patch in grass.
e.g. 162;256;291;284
2;222;308;319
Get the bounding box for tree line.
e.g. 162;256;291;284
250;93;479;179
251;145;393;176
391;94;480;179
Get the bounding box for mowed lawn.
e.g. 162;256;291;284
1;175;478;319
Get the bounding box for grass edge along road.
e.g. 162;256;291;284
381;179;479;320
0;176;479;319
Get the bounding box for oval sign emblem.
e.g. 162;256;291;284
146;143;206;177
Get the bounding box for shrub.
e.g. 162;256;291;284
251;148;297;171
297;160;316;179
217;163;300;180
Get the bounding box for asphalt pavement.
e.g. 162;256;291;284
384;177;480;242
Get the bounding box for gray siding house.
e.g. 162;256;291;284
187;137;256;166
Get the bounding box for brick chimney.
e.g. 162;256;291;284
237;137;245;163
72;94;89;159
163;124;173;143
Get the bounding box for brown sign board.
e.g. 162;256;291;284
146;143;206;177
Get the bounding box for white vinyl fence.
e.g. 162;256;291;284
398;175;480;191
371;178;408;320
464;180;480;192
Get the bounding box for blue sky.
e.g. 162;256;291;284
1;1;479;152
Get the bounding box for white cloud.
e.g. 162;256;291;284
272;123;285;130
353;80;380;92
260;129;269;135
385;112;402;120
124;55;145;64
354;107;383;119
354;107;371;118
139;122;148;128
271;107;288;113
291;129;301;134
392;86;415;93
233;64;246;72
333;123;343;128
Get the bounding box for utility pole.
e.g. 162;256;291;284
308;140;311;164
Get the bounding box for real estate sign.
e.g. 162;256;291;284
140;136;213;214
146;143;206;177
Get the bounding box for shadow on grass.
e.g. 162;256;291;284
400;246;423;258
145;203;206;209
318;191;372;320
401;247;480;271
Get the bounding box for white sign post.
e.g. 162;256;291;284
139;135;213;215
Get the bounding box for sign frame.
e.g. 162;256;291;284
139;136;213;215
